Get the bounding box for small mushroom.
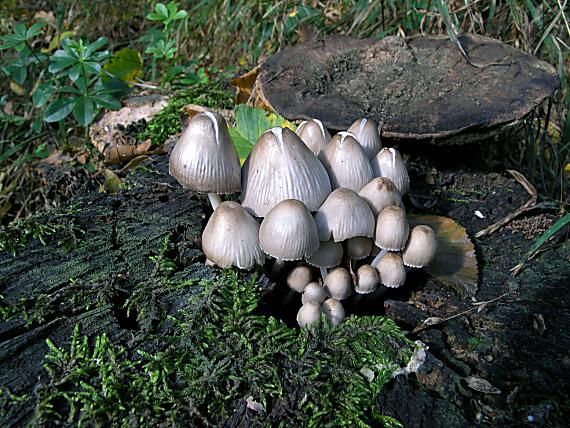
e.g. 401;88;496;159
318;132;373;192
403;225;437;268
259;199;319;273
241;127;331;217
169;111;241;209
201;201;264;269
297;301;322;328
302;282;327;304
305;238;344;280
375;206;409;251
287;265;313;293
376;252;406;288
344;236;373;260
296;118;331;155
347;118;382;159
359;177;404;217
323;267;352;300
355;264;379;294
322;298;345;326
370;147;410;195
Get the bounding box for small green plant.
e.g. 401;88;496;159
145;2;188;84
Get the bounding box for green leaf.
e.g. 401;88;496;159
228;127;254;164
49;49;77;74
84;37;108;58
68;63;82;81
93;93;121;110
146;12;164;21
32;84;54;107
102;48;143;83
0;34;24;50
5;65;27;85
73;96;96;126
234;104;271;146
26;22;46;39
14;23;27;38
156;3;169;18
44;98;75;122
172;10;188;20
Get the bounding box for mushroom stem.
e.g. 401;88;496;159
320;267;328;281
272;259;286;276
282;288;296;307
371;249;389;267
207;193;222;210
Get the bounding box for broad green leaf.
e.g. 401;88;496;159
73;96;96;126
32;84;54;107
49;50;77;73
235;104;271;146
172;10;188;20
82;61;102;75
0;34;24;50
93;93;121;110
102;48;143;83
146;12;164;21
156;3;169;18
44;98;75;122
68;63;82;81
84;37;108;58
26;22;46;39
5;65;27;85
228;127;254;164
14;23;27;38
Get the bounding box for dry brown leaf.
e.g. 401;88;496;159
118;155;150;173
411;215;478;297
231;66;260;105
465;376;501;394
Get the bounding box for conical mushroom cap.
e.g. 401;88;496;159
287;265;313;293
347;118;382;159
314;188;375;242
375;205;409;251
318;132;373;192
241;127;331;217
370;147;410;195
296;119;331;155
259;199;319;261
355;264;379;294
297;301;322;328
323;267;352;300
302;282;327;304
403;225;437;268
169;111;241;194
322;298;345;326
376;252;406;288
201;201;264;269
305;238;343;268
359;177;404;217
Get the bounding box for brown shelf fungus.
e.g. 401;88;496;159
359;177;404;217
370;147;410;195
241;127;331;217
169;111;241;209
347;118;382;159
318;132;373;192
201;201;264;269
259;199;319;272
296;118;331;155
403;225;437;268
376;252;406;288
375;205;409;251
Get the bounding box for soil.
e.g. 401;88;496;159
258;34;559;144
0;141;569;427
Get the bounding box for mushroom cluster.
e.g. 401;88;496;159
169;113;437;328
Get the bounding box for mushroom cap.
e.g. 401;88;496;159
347;118;382;159
318;132;373;192
370;147;410;195
201;201;264;269
296;118;331;155
376;252;406;288
375;205;409;251
344;236;373;260
297;301;322;328
169;111;241;194
241;127;331;217
322;298;345;326
259;199;319;261
305;238;343;268
358;177;404;217
323;267;352;300
314;188;375;242
302;282;327;304
355;264;379;294
287;265;313;293
403;225;437;268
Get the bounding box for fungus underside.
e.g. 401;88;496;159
28;271;413;426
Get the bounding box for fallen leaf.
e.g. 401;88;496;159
465;376;501;394
411;215;478;297
230;66;260;105
101;169;122;195
118;155;150;173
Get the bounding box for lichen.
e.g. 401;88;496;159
34;270;413;427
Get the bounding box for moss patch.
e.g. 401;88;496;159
35;271;413;427
138;81;234;146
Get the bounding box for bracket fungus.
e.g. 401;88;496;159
201;201;264;269
318;132;373;192
241;127;331;217
169;111;241;209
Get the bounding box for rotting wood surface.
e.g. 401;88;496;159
258;34;559;144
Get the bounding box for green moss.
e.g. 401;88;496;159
35;271;413;427
138;81;234;146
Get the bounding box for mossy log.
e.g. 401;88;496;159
1;155;569;426
258;34;559;144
